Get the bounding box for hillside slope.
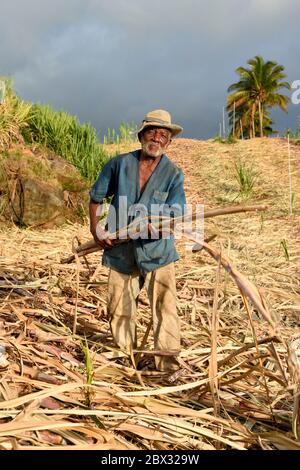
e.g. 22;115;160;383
0;138;300;450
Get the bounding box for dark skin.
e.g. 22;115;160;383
89;200;111;249
89;126;172;248
139;126;172;193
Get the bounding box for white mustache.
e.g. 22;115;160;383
144;142;162;153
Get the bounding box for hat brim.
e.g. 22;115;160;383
138;121;183;140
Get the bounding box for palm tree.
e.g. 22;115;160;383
227;56;290;138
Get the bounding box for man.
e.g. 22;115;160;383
89;109;186;371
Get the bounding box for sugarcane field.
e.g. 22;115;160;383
1;2;300;454
0;134;300;451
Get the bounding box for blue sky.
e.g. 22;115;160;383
1;0;299;138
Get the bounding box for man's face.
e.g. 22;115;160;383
140;126;172;158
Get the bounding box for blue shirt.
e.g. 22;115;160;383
90;149;186;274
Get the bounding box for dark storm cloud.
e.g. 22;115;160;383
1;0;299;138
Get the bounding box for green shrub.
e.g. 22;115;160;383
103;121;138;144
23;103;109;182
235;159;257;198
0;77;32;148
0;78;109;182
213;134;238;144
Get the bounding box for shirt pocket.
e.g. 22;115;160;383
153;190;169;202
151;191;169;222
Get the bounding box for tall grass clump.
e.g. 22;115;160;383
214;134;237;145
235;159;257;199
81;337;94;407
24;103;109;182
0;77;32;149
103;121;137;144
294;117;300;139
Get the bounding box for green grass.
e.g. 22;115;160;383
213;134;238;144
76;203;88;223
280;239;290;261
103;121;137;145
0;78;110;182
81;337;94;407
23;103;109;182
234;159;257;199
0;160;9;216
0;77;32;149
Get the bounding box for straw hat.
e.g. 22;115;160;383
137;109;183;140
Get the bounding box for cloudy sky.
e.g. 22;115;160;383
1;0;299;138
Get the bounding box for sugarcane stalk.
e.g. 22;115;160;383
61;204;267;264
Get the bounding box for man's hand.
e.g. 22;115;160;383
92;226;113;249
89;199;113;250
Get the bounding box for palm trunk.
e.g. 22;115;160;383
251;103;256;138
233;101;236;138
258;100;263;137
240;119;244;140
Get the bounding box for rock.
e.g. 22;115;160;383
44;152;89;192
12;177;64;227
0;144;90;228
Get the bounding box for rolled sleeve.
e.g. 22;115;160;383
89;158;116;202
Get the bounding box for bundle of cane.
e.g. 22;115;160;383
62;204;267;264
62;203;280;333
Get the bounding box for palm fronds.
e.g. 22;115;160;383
227;56;291;138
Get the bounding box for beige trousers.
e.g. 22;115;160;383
107;262;180;371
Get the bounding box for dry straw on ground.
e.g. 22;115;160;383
0;138;300;450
